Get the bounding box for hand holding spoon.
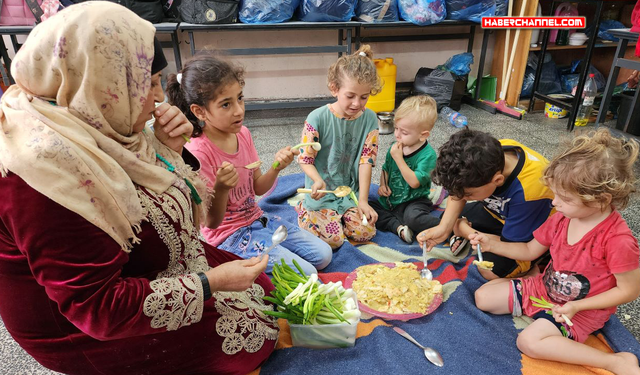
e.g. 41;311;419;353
297;185;352;198
272;142;321;169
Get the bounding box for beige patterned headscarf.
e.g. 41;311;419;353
0;2;197;251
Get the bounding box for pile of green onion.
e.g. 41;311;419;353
263;259;360;325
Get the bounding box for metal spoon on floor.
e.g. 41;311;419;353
259;225;288;260
393;327;444;367
420;242;433;281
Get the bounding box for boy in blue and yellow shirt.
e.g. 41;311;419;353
417;129;554;280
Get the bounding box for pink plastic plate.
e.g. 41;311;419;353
344;262;443;321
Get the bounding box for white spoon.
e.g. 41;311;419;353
259;225;288;260
348;191;369;226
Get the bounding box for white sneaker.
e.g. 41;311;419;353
397;225;413;244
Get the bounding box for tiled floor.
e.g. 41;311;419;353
2;104;639;373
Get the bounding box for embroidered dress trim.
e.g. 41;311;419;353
214;284;279;355
139;184;209;330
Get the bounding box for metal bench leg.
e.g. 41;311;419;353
622;88;640;134
0;37;13;86
189;31;196;56
172;31;182;71
567;0;602;131
597;39;627;126
529;0;553;115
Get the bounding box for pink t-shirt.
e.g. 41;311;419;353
186;126;263;246
519;211;639;342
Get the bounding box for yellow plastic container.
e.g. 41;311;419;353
366;58;397;113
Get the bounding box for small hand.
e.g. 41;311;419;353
153;103;193;152
389;141;404;161
273;146;299;171
378;184;392;197
358;201;378;225
628;70;639;89
552;302;578;323
215;162;239;190
208;256;269;292
417;224;449;251
310;180;326;200
468;232;491;252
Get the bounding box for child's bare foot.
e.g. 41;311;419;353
448;235;468;256
397;225;413;244
608;352;640;375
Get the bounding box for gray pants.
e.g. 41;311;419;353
369;198;441;235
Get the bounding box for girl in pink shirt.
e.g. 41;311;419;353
471;129;640;375
166;53;332;275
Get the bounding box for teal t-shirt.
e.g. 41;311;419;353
378;141;436;210
302;105;379;214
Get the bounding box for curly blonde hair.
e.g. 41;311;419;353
544;129;639;210
394;95;437;131
327;45;382;95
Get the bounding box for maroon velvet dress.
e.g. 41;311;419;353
0;172;279;375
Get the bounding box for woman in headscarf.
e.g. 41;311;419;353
0;2;278;374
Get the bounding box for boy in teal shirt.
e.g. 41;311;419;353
369;95;440;243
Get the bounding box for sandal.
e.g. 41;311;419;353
449;235;469;256
397;225;413;244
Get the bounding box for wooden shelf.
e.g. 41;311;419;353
529;41;637;51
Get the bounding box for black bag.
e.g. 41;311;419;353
179;0;239;24
72;0;165;23
162;0;182;21
129;0;165;23
411;68;468;111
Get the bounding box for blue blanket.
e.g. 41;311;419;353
257;174;640;375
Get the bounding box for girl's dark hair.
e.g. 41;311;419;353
166;51;245;138
432;128;505;199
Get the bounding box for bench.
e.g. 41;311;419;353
180;20;490;111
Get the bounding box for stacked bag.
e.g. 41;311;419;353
0;0;510;26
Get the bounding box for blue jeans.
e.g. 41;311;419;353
218;214;333;275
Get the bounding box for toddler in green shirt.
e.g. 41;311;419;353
369;95;440;243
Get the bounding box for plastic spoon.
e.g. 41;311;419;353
420;242;433;281
272;142;321;169
237;160;263;170
348;191;369;226
473;243;494;270
259;225;288;260
297;185;352;198
393;327;444;367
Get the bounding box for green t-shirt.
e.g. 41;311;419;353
378;141;436;210
302;105;379;214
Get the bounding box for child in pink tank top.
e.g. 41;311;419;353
167;53;332;275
